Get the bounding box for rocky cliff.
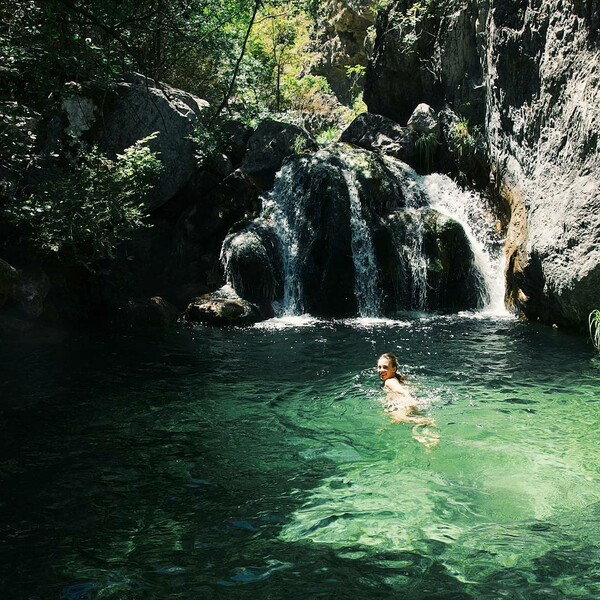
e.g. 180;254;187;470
310;0;377;103
365;0;600;329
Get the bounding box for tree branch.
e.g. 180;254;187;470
211;0;262;123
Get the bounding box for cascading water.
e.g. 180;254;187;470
222;145;507;318
261;161;312;315
421;173;508;315
405;210;428;310
342;168;381;317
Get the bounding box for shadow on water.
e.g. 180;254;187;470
0;317;599;598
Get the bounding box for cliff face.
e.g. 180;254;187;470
310;0;377;103
365;0;600;328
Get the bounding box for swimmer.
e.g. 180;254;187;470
377;353;439;446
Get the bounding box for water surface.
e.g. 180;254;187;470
0;315;599;598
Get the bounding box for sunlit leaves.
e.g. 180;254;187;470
4;134;163;270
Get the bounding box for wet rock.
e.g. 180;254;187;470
223;145;481;318
220;222;282;314
374;208;480;313
185;285;262;325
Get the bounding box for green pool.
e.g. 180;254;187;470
1;314;599;598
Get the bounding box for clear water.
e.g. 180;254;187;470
1;315;599;599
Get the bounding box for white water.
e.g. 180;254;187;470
421;173;508;315
343;169;382;317
227;151;508;318
262;162;309;315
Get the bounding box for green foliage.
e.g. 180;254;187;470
188;113;232;168
415;131;438;172
449;117;478;157
589;309;600;351
4;134;163;270
0;102;39;199
390;0;463;54
345;64;367;103
316;127;340;145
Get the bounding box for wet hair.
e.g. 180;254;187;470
379;352;408;383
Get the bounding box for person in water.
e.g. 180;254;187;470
377;353;436;431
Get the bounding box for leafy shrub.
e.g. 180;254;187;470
449;117;477;157
0;102;39;200
188;112;232;168
415;131;438;172
4;133;163;270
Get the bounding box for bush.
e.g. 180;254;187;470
4;133;163;270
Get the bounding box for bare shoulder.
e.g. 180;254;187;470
383;380;419;413
384;377;405;393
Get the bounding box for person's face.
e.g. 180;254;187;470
377;357;396;381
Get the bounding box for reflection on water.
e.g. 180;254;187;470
0;315;599;598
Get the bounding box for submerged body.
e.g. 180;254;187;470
377;353;430;424
377;353;439;446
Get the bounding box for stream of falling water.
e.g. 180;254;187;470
421;173;508;315
235;152;507;318
342;168;382;317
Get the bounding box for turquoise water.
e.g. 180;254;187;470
1;315;599;598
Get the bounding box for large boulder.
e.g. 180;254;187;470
340;112;418;163
62;73;209;212
115;296;180;328
240;119;316;190
185;285;262;325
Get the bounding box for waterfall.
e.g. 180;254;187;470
262;162;308;316
421;174;508;315
342;169;381;317
222;146;507;319
405;210;428;310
